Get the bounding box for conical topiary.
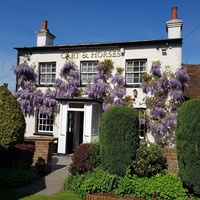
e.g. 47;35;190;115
0;84;26;148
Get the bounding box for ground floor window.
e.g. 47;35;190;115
37;112;54;132
138;109;146;140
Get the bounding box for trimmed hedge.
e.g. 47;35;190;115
176;99;200;196
0;84;26;148
99;106;140;176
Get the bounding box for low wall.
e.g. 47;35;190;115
25;137;57;174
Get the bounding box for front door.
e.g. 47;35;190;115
66;111;74;154
66;111;84;154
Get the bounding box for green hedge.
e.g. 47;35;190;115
99;106;140;176
176;99;200;196
0;84;25;148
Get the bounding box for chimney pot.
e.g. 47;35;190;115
171;6;178;19
42;20;47;30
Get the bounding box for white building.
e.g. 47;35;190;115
14;7;183;154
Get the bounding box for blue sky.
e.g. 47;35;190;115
0;0;200;92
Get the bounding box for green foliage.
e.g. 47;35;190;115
114;171;188;199
64;168;188;199
64;168;119;197
99;106;140;176
130;143;167;178
176;99;200;196
90;141;101;168
0;84;26;148
0;167;38;188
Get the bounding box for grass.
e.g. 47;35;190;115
0;189;81;200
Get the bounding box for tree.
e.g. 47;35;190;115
140;61;190;143
0;84;26;148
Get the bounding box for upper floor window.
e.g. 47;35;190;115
80;61;98;85
39;62;56;85
37;112;54;132
126;59;147;85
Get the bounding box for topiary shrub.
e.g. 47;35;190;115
99;106;140;176
0;84;26;148
176;99;200;196
130;143;167;178
68;143;98;175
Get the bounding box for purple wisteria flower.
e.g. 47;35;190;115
150;62;161;77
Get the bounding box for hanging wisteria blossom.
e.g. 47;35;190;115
140;61;190;138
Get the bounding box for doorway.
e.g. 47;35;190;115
66;111;84;154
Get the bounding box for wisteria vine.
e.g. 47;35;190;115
140;61;190;138
86;59;132;110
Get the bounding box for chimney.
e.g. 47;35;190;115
36;20;55;46
166;7;183;39
42;20;48;30
171;6;177;20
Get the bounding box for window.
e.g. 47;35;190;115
80;61;98;85
126;60;147;85
37;113;54;132
92;104;100;135
138;109;146;140
39;62;56;85
139;124;146;140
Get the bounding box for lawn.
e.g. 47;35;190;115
0;189;81;200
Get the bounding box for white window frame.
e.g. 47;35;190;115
126;59;147;85
39;62;56;85
37;113;54;132
80;61;98;85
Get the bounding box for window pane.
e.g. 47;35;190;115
81;61;98;84
38;113;54;132
39;62;56;85
126;60;147;84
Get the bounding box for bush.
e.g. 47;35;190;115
0;84;26;148
0;167;38;188
0;143;35;168
64;168;119;197
130;143;167;178
68;143;98;175
176;99;200;196
90;141;101;168
99;106;140;176
115;171;188;199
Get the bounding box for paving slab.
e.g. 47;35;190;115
15;155;72;195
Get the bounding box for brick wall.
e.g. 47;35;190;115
25;137;54;174
163;146;178;174
184;64;200;99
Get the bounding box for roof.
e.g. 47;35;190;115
14;38;182;51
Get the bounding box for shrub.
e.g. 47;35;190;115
0;167;38;188
0;143;35;168
90;141;101;168
176;99;200;196
130;143;167;178
68;143;96;175
0;84;26;148
99;106;140;176
114;171;188;199
64;168;119;197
